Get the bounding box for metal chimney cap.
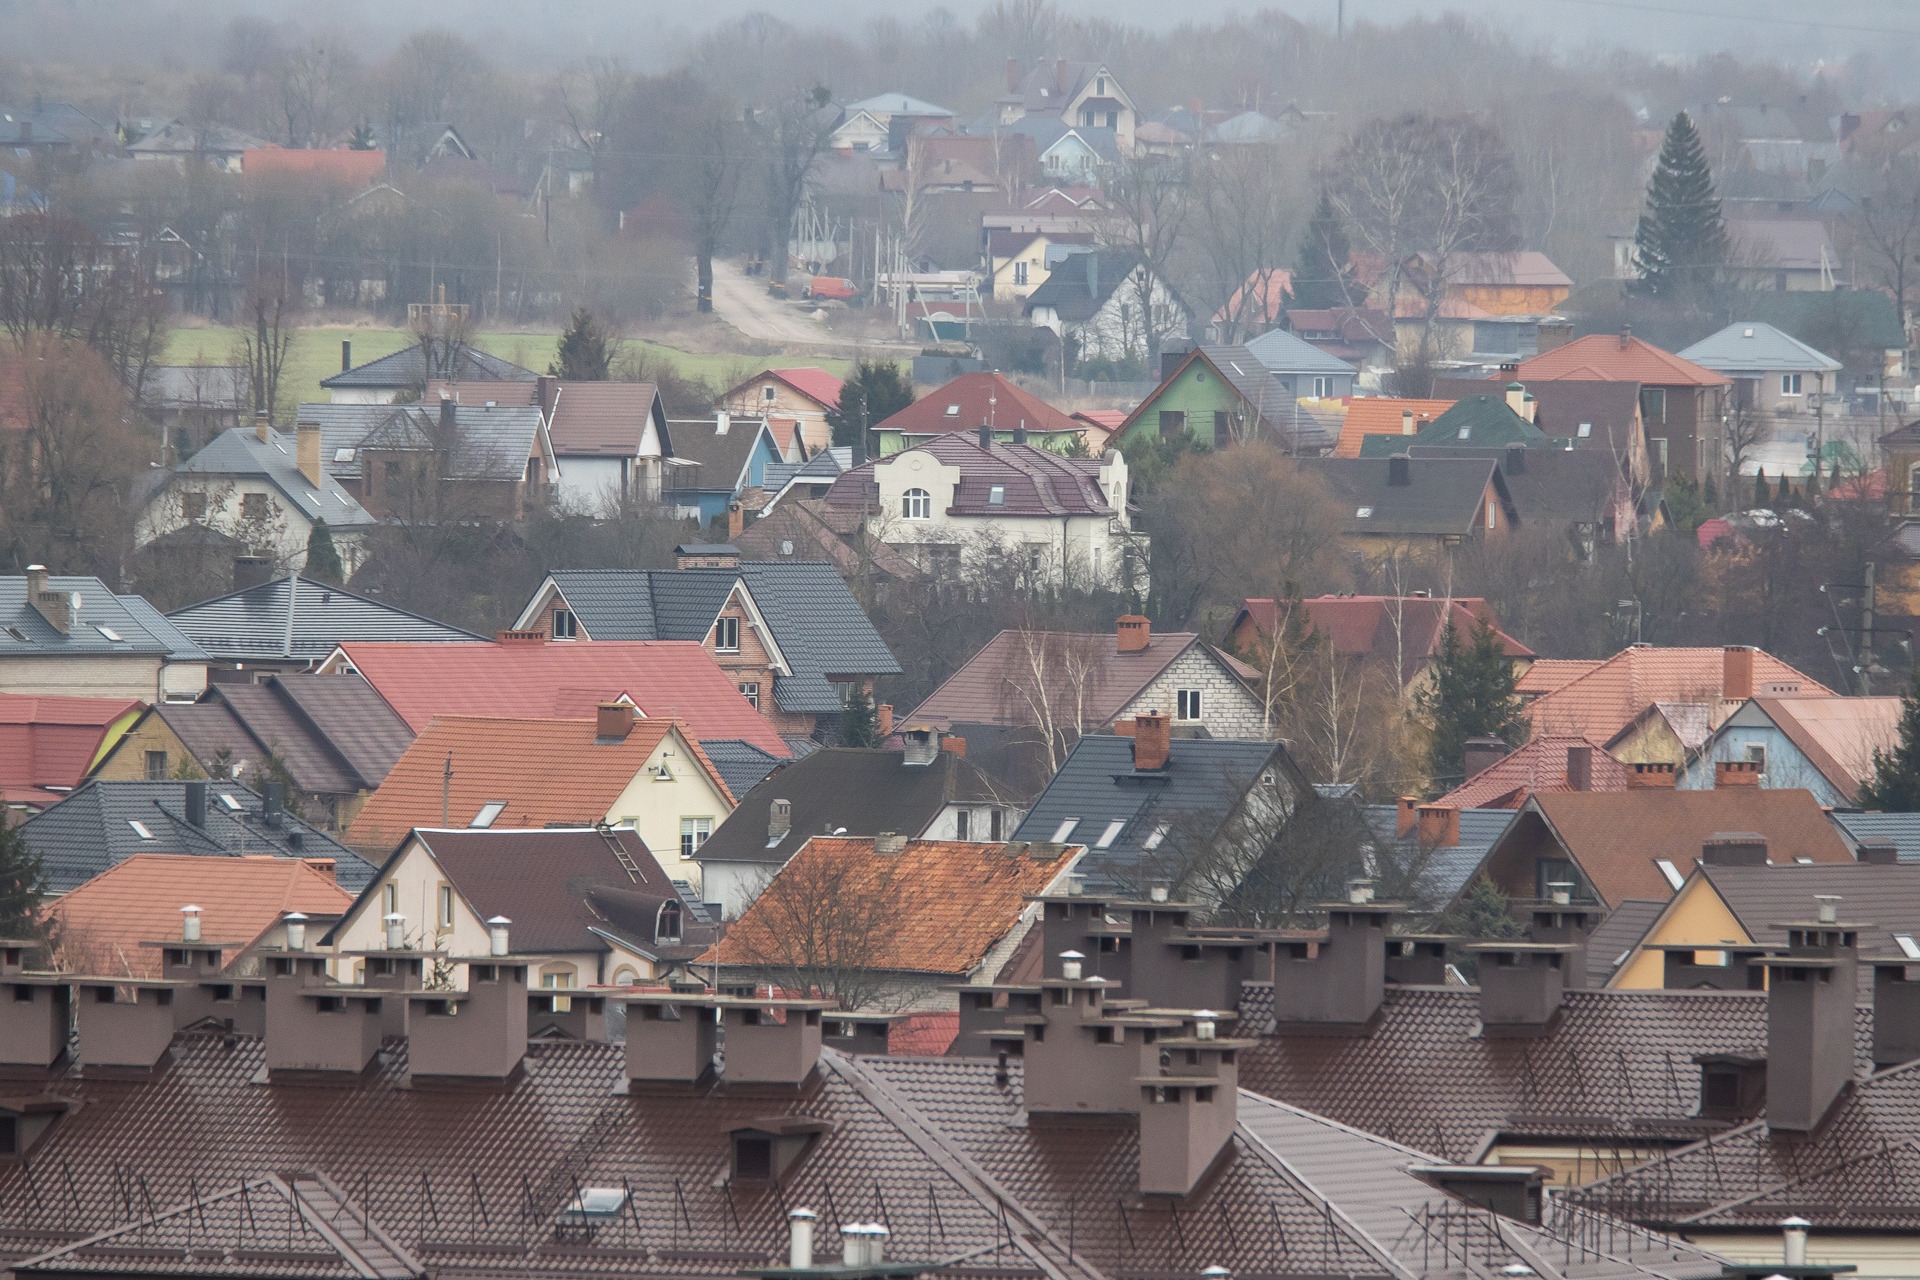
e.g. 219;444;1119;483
487;916;512;925
1779;1216;1812;1228
383;913;405;922
1059;950;1086;960
283;911;308;921
181;904;202;914
789;1208;818;1221
1201;1269;1233;1279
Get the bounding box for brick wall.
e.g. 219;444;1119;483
1126;644;1268;739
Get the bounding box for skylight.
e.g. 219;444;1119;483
96;626;123;642
129;820;155;839
1899;934;1920;960
334;447;356;462
564;1188;631;1219
944;404;960;416
1577;423;1593;438
1457;427;1471;439
1143;823;1169;850
1095;819;1126;849
1355;506;1373;518
988;484;1005;506
1654;859;1685;890
471;801;506;829
218;793;242;812
5;627;27;642
1050;819;1080;843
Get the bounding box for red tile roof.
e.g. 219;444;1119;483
1438;735;1627;808
904;627;1205;730
1238;596;1531;687
240;148;385;195
327;640;789;756
1752;695;1902;803
0;692;143;808
1331;398;1453;458
766;367;843;413
889;1011;959;1054
1524;645;1834;740
51;852;351;977
349;715;730;846
1518;333;1731;388
873;371;1081;438
1516;658;1602;697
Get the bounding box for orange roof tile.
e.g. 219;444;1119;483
1332;399;1455;458
1439;736;1626;809
1753;696;1902;803
1518;334;1730;388
51;853;350;977
241;148;385;195
1516;659;1602;697
1525;646;1834;741
349;715;730;845
711;837;1070;976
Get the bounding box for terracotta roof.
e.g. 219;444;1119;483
766;367;843;412
888;1011;959;1054
1211;269;1293;327
1750;695;1901;803
1440;250;1572;287
0;692;142;808
711;836;1068;974
904;627;1208;730
1071;409;1127;429
1439;736;1626;808
241;148;385;194
1331;398;1453;457
1238;596;1532;687
1517;658;1602;696
873;371;1081;438
50;852;350;977
1518;334;1731;388
328;640;790;756
348;715;730;844
1524;645;1834;740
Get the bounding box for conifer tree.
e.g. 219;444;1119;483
1754;470;1769;508
828;362;913;449
1416;617;1526;793
304;519;344;584
1290;191;1352;310
1632;112;1728;299
550;308;614;381
836;686;881;748
0;819;50;952
1861;667;1920;811
1777;472;1792;504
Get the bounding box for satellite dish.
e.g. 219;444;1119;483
70;593;82;610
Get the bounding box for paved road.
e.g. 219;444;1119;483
706;258;913;353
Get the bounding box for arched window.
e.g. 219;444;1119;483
656;900;682;944
902;488;932;520
611;966;639;987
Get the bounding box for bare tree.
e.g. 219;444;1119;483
1000;626;1109;779
1856;167;1920;330
722;847;916;1011
1192;142;1301;344
751;83;837;288
1100;152;1192;368
236;274;299;421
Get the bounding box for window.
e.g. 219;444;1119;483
714;616;740;652
240;492;268;521
1355;506;1373;518
1535;858;1576;898
1655;859;1686;890
1177;689;1202;721
1640;388;1666;423
471;801;505;829
1458;426;1472;440
1577;422;1593;438
383;882;399;913
1050;819;1080;843
1897;934;1920;960
1144;824;1169;850
834;681;858;707
988;484;1005;506
180;492;207;521
333;447;356;463
738;681;759;708
989;808;1003;840
903;488;932;520
384;459;402;480
551;609;577;640
955;809;970;841
656;900;682;943
128;820;155;840
1014;261;1028;286
762;384;777;402
1782;373;1803;396
1097;76;1107;94
1312;376;1335;399
1159;410;1185;439
96;626;123;642
1743;744;1767;770
943;404;960;417
144;750;168;781
1487;499;1499;528
1096;819;1126;849
542;969;574;1013
1214;410;1230;447
438;885;454;928
680;817;711;860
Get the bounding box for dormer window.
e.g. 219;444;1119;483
714;617;740;653
656;900;682;944
903;488;932;520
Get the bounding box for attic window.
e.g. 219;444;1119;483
129;821;155;840
218;793;242;811
1143;823;1169;850
944;404;960;416
334;447;356;462
95;626;123;642
1898;934;1920;960
1577;423;1593;438
1355;506;1373;518
1655;859;1685;890
989;484;1005;506
5;628;26;642
471;802;506;829
1050;819;1080;843
1095;819;1126;848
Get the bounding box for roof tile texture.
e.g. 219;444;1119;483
1524;645;1833;740
1440;735;1627;808
1332;397;1454;457
904;627;1200;730
1518;333;1731;388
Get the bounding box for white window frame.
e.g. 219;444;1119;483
471;801;506;829
1176;689;1202;721
680;816;712;860
1050;819;1080;843
955;809;970;841
551;609;577;640
714;616;740;653
438;885;454;928
1095;819;1126;848
1487;499;1498;528
738;681;759;708
1312;376;1335;399
762;384;777;402
903;488;932;520
1782;373;1803;396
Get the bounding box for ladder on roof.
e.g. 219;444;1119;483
597;821;646;883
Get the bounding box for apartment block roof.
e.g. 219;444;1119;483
1297;456;1515;537
1331;397;1453;457
170;427;378;528
166;575;484;661
905;627;1217;731
325;640;790;756
50;852;351;977
319;343;536;390
1439;735;1628;808
0;692;143;808
1517;333;1731;388
20;779;376;894
1524;644;1833;740
825;431;1117;519
873;371;1082;440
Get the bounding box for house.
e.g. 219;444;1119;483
1023;250;1189;365
707;834;1079;1010
142;366;249;454
1466;784;1855;911
1244;326;1360;401
991;57;1140;156
820;430;1143;590
1294;455;1519;562
1111;345;1324;453
1359;801;1517;904
870;371;1084;456
1604;699;1714;766
20;778;376;895
321;826;717;991
1517;657;1603;702
1525;643;1834;744
1070;409;1126;452
1353;393;1548;455
343;394;554;521
1724;218;1844;290
126;120;271;172
163;573;485;677
0;693;145;810
1000;117;1118;181
1205;269;1294;343
1415;250;1572;315
89;673;415;832
318;340;536;405
509;552;902;741
134;420;379;577
345;706;735;885
982;229;1092;301
1678;695;1901;805
980;183;1109;238
693;737;1029;918
1516;331;1730;481
49;852;351;978
1438;738;1628;809
430;377;673;511
730;498;928;590
1228;595;1532;695
1329;397;1455;458
0;568;210;702
1731;288;1908;382
1357;441;1639;558
716;368;843;457
314;638;792;759
757;446;850;509
904;618;1265;790
1432;378;1651;487
0;100;113;156
1285;306;1394;368
1676;321;1843;417
661;414;788;527
1010;717;1310;901
830;93;957;154
1832;810;1920;862
240;147;386;196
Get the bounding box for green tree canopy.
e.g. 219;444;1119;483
1289;191;1353;310
836;686;881;747
828;361;912;449
304;518;344;584
1416;616;1526;793
0;818;51;952
1860;667;1920;812
1631;111;1728;300
550;308;615;381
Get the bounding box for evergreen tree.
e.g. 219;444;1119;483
303;519;344;584
1631;111;1729;300
828;361;913;450
347;122;378;151
1704;473;1718;509
1861;667;1920;811
1289;191;1352;310
0;818;50;952
1416;617;1526;793
1777;472;1792;503
836;686;881;748
1754;470;1769;508
550;308;614;381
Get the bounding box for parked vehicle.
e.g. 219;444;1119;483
803;277;859;301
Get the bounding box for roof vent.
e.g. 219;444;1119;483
488;916;511;956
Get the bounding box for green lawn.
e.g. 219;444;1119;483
160;327;857;420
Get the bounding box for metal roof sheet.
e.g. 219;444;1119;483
166;576;483;660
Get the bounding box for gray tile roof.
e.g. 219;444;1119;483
172;428;377;528
318;344;535;390
166;576;484;661
142;366;248;410
761;446;848;504
1360;804;1516;902
1832;810;1920;861
21;779;376;895
1022;250;1142;322
113;595;212;662
141;674;415;797
0;576;180;657
1245;325;1361;375
353;403;546;482
1678;320;1844;372
1585;897;1665;986
691;738;783;799
1298;456;1511;536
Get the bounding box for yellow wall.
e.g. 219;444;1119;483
1608;715;1686;765
1455;284;1571;315
1685;1232;1920;1278
90;712;199;782
1610;877;1750;989
1485;1142;1667;1187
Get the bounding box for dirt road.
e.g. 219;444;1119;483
706;258;913;353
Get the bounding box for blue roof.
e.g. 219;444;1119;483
694;739;783;799
1360;804;1517;903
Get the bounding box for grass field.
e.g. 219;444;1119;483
161;326;857;419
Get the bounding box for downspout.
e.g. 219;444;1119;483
283;572;297;661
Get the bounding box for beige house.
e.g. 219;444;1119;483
0;569;207;702
716;368;843;457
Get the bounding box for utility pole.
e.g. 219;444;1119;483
441;753;453;828
1860;562;1877;697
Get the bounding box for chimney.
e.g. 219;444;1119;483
1055;57;1068;94
1401;409;1415;435
940;734;966;757
901;725;940;766
264;783;285;828
1396;795;1418;837
1702;832;1769;866
296;421;323;488
284;912;307;951
1505;382;1526;415
495;628;547;643
1273;899;1398;1026
25;566;71;635
1761;915;1862;1131
407;957;532;1084
624;995;721;1085
1385;936;1452;985
789;1210;818;1269
768;798;792;844
823;1013;899;1055
1008;56;1021;93
1873;961;1920;1067
19;121;30;144
1536;320;1573;354
1505;442;1526;475
1521;394;1536;424
721;999;826;1083
1137;1029;1246;1197
76;981;178;1069
876;704;893;738
233;556;272;590
1859;839;1899;865
1086;251;1098;299
341;340;351;374
1132;712;1171;771
438;393;455;432
1388;453;1411;486
727;502;744;540
1723;646;1755;700
263;961;385;1079
977;424;992;450
595;702;636;742
255;409;269;443
303;858;335;881
1416;804;1460;848
1116;614;1151;652
1627;761;1676;789
1618;325;1632;350
1565;744;1592;792
1462;738;1506;782
1716;760;1763;788
489;916;510;956
536;374;556;415
1012;425;1028;445
0;973;68;1072
1470;943;1575;1030
183;781;207;829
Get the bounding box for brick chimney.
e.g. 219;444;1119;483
596;702;636;742
940;734;967;757
1872;960;1920;1068
1396;795;1418;837
876;704;893;738
536;374;557;415
25;566;71;635
1859;839;1900;865
255;409;269;443
1462;737;1506;782
1536;320;1572;353
1132;712;1171;771
768;798;792;844
1716;760;1763;788
727;502;744;541
407;957;532;1084
1627;761;1676;789
1761;913;1863;1131
1416;804;1460;848
1116;615;1151;652
495;628;547;643
341;339;352;373
1565;744;1592;792
1702;832;1768;865
296;421;324;488
1723;646;1755;700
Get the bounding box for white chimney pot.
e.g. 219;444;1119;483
1815;896;1840;924
1549;882;1573;907
180;905;202;942
1193;1011;1217;1040
384;912;405;950
1059;950;1084;981
788;1208;816;1269
488;916;511;956
284;912;308;951
1149;885;1169;903
1780;1215;1810;1266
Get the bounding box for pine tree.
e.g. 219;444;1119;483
550;308;614;381
836;686;881;748
1290;191;1352;310
1777;472;1792;504
1861;667;1920;811
0;817;50;952
1703;474;1718;510
1416;617;1526;793
1632;111;1729;299
304;519;344;584
347;122;377;151
1754;470;1769;508
828;361;913;450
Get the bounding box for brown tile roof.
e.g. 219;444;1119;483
902;627;1205;731
1439;736;1627;808
50;852;351;977
824;432;1114;518
1331;398;1453;457
1751;695;1902;803
348;715;730;846
1524;645;1834;741
547;382;664;456
1236;596;1531;687
1690;860;1920;954
1518;333;1731;388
